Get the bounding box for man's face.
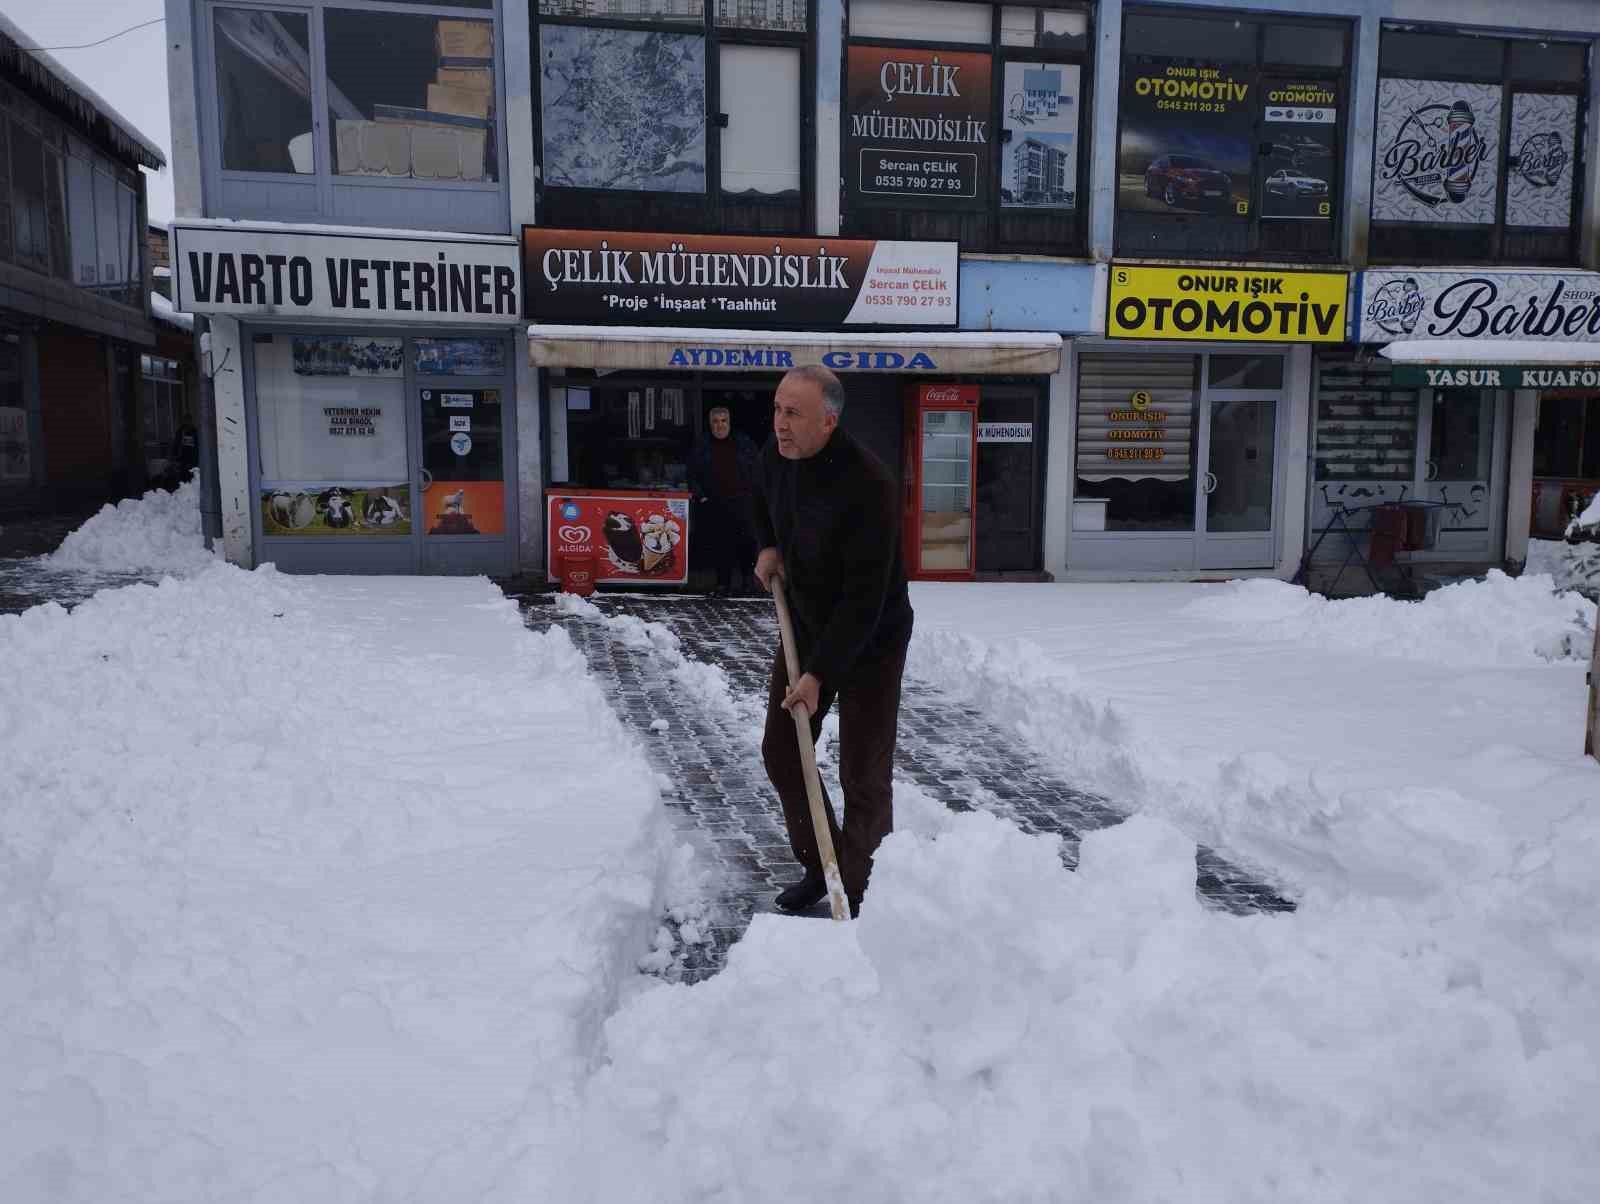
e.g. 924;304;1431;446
709;411;731;440
773;375;837;460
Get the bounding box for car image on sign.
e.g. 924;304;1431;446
1265;168;1329;198
1144;155;1234;211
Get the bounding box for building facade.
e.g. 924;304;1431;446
166;0;1600;590
0;17;166;515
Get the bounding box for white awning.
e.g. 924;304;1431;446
527;324;1063;375
1380;339;1600;365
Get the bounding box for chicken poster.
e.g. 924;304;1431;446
546;491;691;586
1259;81;1338;222
1118;56;1254;219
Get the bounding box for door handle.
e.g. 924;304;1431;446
420;468;433;492
1424;460;1438;482
1204;471;1217;494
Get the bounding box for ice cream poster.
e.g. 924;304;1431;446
1373;79;1501;225
546;491;691;586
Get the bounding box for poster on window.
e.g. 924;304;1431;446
845;45;991;208
546;490;691;586
1118;58;1254;219
292;336;403;378
539;25;705;193
1259;81;1338;222
260;484;411;536
1506;93;1577;230
1000;62;1080;210
1373;79;1500;225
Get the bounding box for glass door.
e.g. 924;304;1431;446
1197;396;1279;569
919;408;974;575
975;386;1044;572
1414;386;1505;562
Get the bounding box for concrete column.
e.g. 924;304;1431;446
1344;11;1380;265
1277;344;1313;580
1505;389;1537;570
515;353;543;576
1042;343;1074;580
504;0;537;230
815;0;844;236
164;0;205;217
1088;0;1123;261
207;317;253;567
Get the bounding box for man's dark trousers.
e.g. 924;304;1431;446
761;637;909;912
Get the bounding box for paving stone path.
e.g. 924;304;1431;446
519;591;1294;983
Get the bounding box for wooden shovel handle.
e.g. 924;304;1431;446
771;578;851;922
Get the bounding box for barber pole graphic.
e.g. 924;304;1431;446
1374;80;1501;224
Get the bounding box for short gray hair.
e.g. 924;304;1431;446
785;364;846;418
707;405;731;420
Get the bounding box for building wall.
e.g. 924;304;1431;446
37;330;115;493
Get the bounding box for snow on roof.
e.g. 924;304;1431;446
0;13;166;170
527;324;1064;349
151;291;194;333
1380;340;1600;364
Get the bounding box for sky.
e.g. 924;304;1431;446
11;5;176;223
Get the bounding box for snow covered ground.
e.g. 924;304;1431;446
4;485;1598;1202
1;565;673;1202
1529;537;1600;599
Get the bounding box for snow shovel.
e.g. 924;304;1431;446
771;577;851;923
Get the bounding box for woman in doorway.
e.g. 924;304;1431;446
690;406;760;596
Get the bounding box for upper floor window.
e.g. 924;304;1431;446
841;0;1092;256
0;83;142;309
203;1;506;232
533;1;810;236
1115;8;1351;262
1371;27;1588;265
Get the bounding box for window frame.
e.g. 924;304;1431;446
199;0;511;213
839;0;1095;257
1113;7;1352;263
1369;23;1590;266
529;0;816;236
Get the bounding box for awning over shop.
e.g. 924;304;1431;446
1381;340;1600;389
527;325;1063;376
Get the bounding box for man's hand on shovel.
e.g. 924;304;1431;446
782;672;820;719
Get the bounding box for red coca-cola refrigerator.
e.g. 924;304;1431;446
902;383;978;580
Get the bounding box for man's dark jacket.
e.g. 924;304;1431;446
688;430;759;501
752;428;913;687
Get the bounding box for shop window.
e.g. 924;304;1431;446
66;156;96;288
43;149;68;281
843;0;1093;256
326;9;497;183
10;121;48;273
554;378;695;491
1428;388;1492;482
534;1;808;236
1313;353;1418;489
1208;355;1283;391
1075;353;1198;532
1371;27;1588;265
1116;7;1350;261
206;0;505;224
0;120;10;265
214;8;315;174
413;336;505;376
1533;394;1600;481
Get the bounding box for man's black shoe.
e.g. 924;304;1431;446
774;872;827;912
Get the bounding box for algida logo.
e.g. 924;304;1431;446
1108;266;1347;343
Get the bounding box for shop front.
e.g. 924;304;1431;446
173;222;523;574
523;229;1063;584
1342;270;1599;578
1069;263;1349;575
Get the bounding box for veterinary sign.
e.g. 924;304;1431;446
845;45;992;208
546;490;692;587
173;225;520;323
523;228;958;328
326;406;380;438
1356;270;1600;343
1107;265;1349;342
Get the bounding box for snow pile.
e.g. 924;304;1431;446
564;811;1600;1203
48;473;217;575
0;567;669;1203
1182;572;1594;665
1528;538;1600;600
1567;490;1600;537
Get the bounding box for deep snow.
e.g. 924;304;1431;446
5;490;1598;1203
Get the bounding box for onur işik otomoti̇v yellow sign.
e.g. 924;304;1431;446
1107;265;1349;342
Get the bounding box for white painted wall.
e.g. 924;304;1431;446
1505;390;1537;570
1042;345;1074;580
164;0;204;219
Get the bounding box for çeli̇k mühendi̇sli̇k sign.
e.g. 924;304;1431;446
521;229;959;328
